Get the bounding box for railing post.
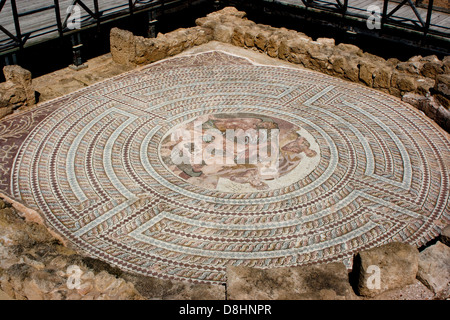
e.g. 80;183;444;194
148;10;158;38
214;0;221;11
3;53;18;66
10;0;22;48
381;0;389;31
69;33;87;70
423;0;433;37
129;0;134;15
94;0;100;30
54;0;63;38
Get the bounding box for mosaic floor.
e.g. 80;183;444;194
0;51;449;284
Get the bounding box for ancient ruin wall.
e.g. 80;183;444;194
109;7;450;132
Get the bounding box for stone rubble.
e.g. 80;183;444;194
0;65;35;118
401;93;450;130
227;263;358;300
417;241;450;299
0;198;144;300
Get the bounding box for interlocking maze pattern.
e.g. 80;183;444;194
4;51;450;283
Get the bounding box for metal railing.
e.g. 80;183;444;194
0;0;191;54
0;0;449;56
238;0;450;40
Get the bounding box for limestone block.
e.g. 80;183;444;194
0;81;26;104
133;36;152;65
417;242;450;298
415;77;435;96
165;29;189;56
287;53;309;66
193;27;213;46
373;66;393;89
288;38;310;55
266;35;282;58
316;37;335;47
336;43;363;56
3;65;35;106
420;55;441;63
110;28;136;66
328;54;346;75
0;82;23;118
207;6;247;19
244;28;258;48
443;56;450;74
231;26;245;47
255;30;271;52
0;289;13;300
195;16;213;28
352;242;419;297
169;26;211;48
4;65;32;88
391;72;417;93
434;74;450;109
227;263;357;300
277;39;289;60
22;279;44;300
396;61;423;75
214;24;234;44
341;56;360;82
362;52;387;64
359;60;378;87
139;37;168;64
387;57;401;67
420;62;443;79
407;55;422;62
401;93;450;131
121;273;225;300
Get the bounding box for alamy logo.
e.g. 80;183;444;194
367;5;381;30
66;265;83;289
66;5;81;30
366;265;381;290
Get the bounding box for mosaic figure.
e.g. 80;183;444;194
160;113;318;191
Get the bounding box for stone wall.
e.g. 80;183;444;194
110;26;214;67
110;7;450;132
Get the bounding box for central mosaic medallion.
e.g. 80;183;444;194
160;113;320;192
2;51;448;284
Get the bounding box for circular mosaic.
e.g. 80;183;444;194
7;51;450;284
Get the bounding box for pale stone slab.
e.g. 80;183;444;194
227;263;357;300
352;242;419;297
417;241;450;298
121;273;225;300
